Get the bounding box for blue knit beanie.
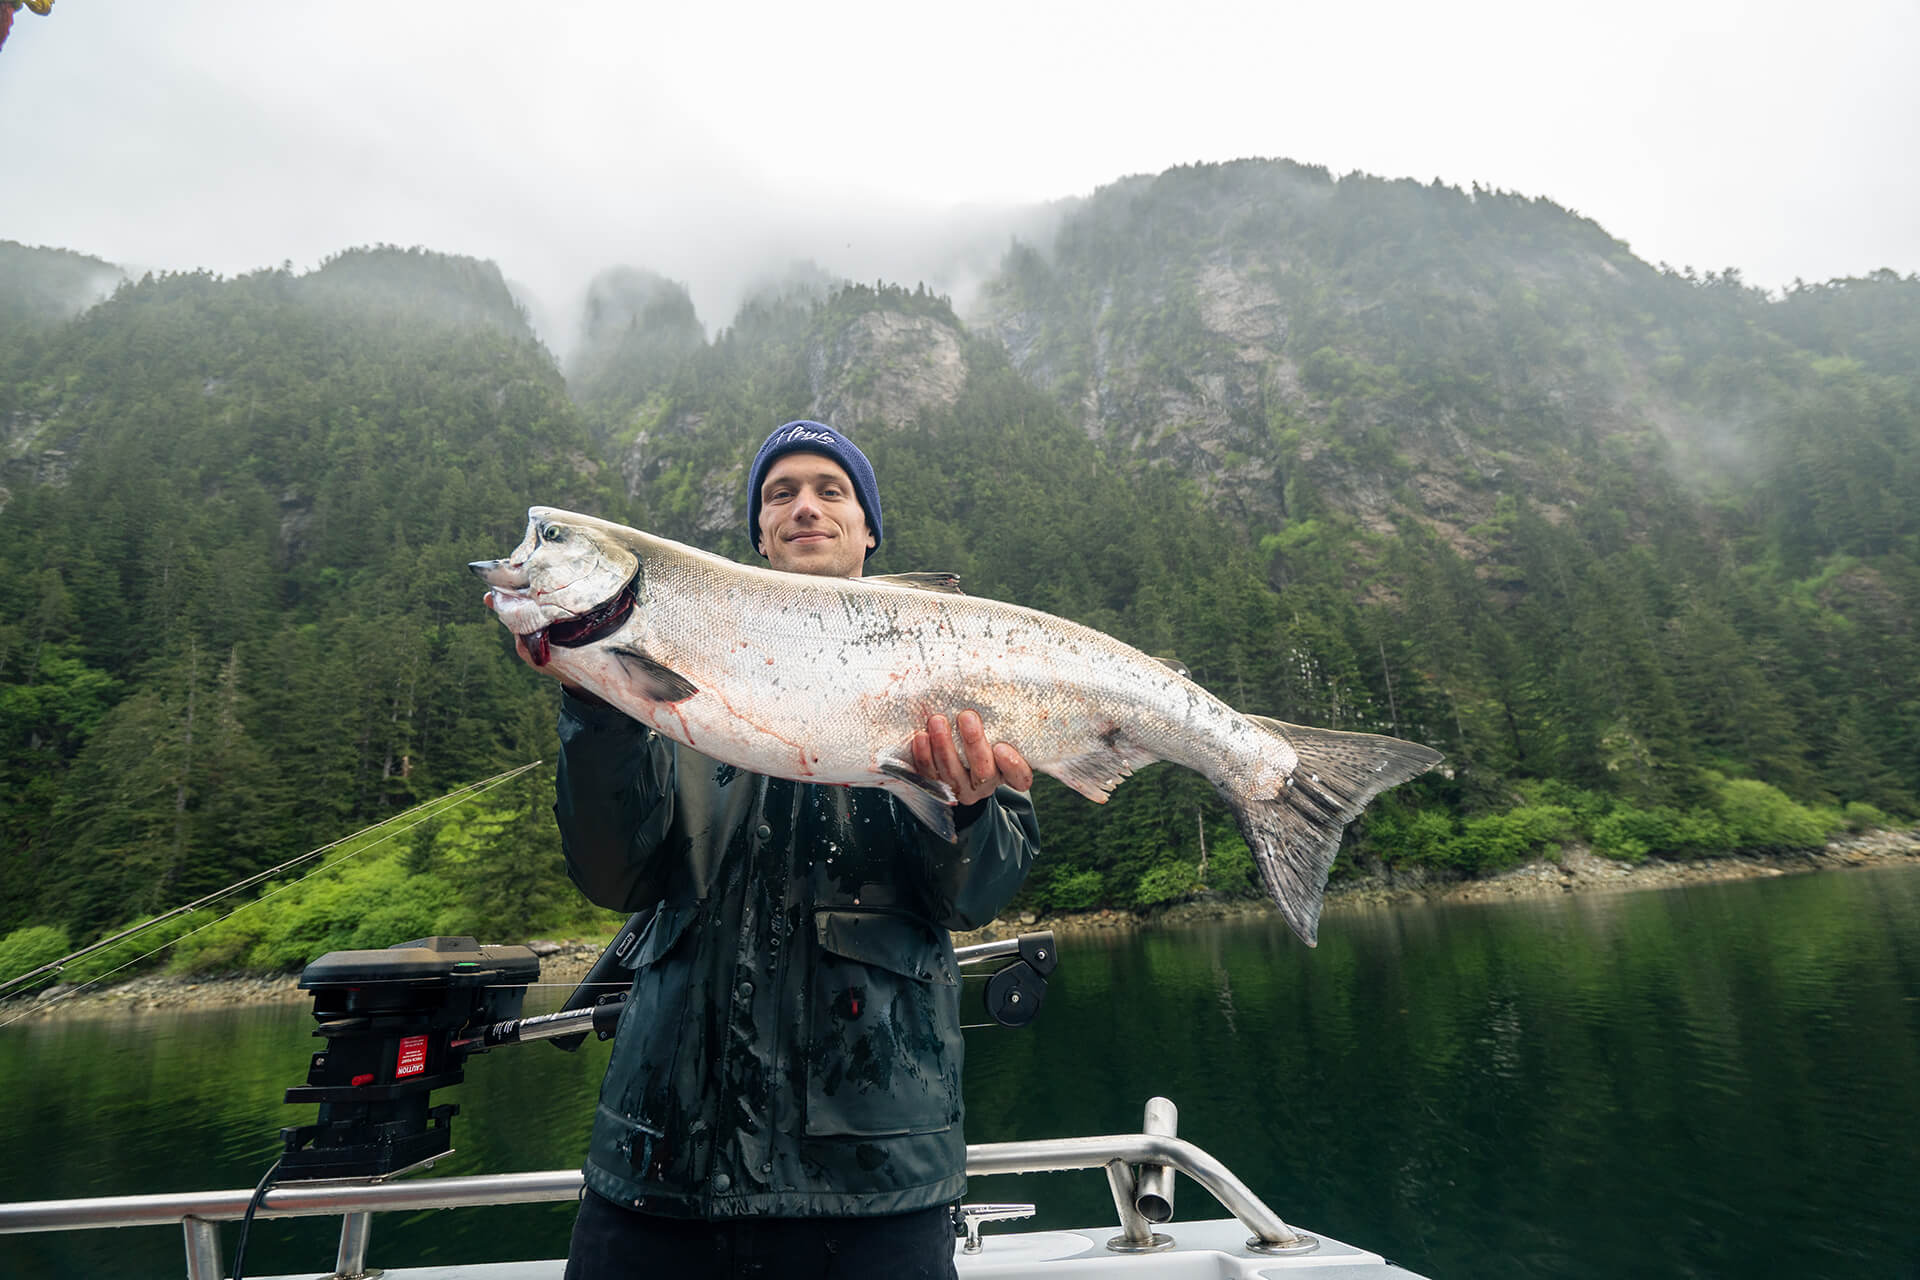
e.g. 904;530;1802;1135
747;421;882;558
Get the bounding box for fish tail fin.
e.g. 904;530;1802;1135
1226;718;1443;947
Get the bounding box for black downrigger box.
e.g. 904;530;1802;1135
279;936;539;1181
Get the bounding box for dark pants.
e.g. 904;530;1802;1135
564;1190;960;1280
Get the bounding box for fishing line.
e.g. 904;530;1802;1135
0;762;544;1026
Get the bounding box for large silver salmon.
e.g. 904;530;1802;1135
473;507;1440;945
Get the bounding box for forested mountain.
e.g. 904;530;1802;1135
2;161;1917;982
0;246;623;961
0;240;123;343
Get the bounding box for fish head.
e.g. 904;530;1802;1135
472;507;640;641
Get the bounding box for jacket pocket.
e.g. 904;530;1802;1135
804;909;961;1139
610;901;701;1133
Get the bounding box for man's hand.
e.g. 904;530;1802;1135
911;710;1034;807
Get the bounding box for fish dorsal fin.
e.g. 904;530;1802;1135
866;572;966;595
1153;656;1190;678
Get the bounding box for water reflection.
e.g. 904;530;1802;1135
4;865;1917;1279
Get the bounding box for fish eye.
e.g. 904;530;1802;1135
541;524;564;541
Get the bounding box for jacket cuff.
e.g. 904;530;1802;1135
951;797;991;832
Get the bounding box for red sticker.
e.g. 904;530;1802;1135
395;1034;429;1078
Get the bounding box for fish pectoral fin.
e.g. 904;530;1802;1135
866;571;966;595
876;760;959;842
608;647;699;704
1051;736;1156;804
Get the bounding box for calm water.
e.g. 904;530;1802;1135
4;866;1918;1279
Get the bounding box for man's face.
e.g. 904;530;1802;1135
756;452;874;579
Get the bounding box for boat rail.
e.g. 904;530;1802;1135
0;1100;1316;1279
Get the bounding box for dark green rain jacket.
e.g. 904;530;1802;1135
553;690;1041;1219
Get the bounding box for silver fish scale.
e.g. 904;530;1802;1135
636;550;1294;801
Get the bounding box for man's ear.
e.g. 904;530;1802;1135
865;531;877;550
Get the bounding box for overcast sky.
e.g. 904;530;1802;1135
4;0;1916;351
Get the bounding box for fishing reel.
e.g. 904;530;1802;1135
278;927;1058;1182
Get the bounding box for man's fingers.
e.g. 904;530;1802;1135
911;729;934;778
956;710;994;783
927;714;963;780
993;743;1034;791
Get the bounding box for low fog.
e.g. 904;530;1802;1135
3;0;1918;357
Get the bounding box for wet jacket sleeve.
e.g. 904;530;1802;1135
552;689;679;912
927;787;1041;931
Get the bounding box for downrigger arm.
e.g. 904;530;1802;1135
277;928;1059;1182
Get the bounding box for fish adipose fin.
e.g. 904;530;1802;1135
1230;718;1443;948
608;647;700;703
1053;732;1159;803
867;572;966;595
876;759;960;842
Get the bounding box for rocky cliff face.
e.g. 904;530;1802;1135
964;161;1763;570
804;307;967;432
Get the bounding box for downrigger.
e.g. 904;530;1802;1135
276;921;1059;1183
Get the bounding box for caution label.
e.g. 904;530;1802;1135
396;1034;429;1078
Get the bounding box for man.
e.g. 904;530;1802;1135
529;420;1041;1279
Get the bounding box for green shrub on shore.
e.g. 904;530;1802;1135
1364;802;1574;873
1042;868;1106;913
1842;801;1890;831
1134;860;1204;909
0;924;70;987
1590;804;1731;862
1711;776;1833;849
1367;773;1862;871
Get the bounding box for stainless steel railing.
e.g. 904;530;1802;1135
0;1099;1317;1277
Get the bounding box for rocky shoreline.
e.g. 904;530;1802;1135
8;829;1917;1023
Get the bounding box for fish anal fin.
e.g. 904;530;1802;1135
876;759;958;842
1049;734;1157;804
867;572;966;595
609;646;699;704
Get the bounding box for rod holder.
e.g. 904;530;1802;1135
1104;1159;1172;1253
1135;1096;1178;1223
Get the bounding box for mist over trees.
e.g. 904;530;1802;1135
1;162;1916;978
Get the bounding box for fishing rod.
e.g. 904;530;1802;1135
0;762;545;1002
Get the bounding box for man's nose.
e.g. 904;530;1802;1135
790;488;823;518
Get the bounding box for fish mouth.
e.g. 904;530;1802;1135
469;558;530;590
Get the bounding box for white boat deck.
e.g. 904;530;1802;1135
248;1217;1413;1279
